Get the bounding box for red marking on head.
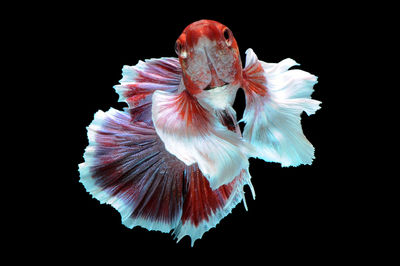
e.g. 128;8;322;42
175;20;242;94
183;20;222;47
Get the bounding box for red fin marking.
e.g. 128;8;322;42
135;58;182;84
181;90;210;127
114;57;182;125
81;109;186;230
242;58;268;96
180;166;237;226
152;89;251;189
146;58;182;76
217;108;239;133
125;90;152;108
241;49;321;167
172;168;247;246
135;68;179;84
80;108;251;242
154;90;211;134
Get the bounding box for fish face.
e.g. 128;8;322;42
175;20;242;94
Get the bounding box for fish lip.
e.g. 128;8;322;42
203;82;229;91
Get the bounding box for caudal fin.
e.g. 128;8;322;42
79;108;186;231
79;108;253;244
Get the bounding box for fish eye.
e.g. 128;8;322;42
175;40;187;58
223;28;230;40
175;41;182;55
223;28;232;46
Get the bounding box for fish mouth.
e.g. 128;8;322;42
204;82;229;91
203;46;229;91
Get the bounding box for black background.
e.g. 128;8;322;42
39;2;362;260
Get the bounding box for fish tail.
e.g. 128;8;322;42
79;107;252;244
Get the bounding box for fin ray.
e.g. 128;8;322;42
173;168;252;246
113;57;182;124
242;48;321;167
79;108;252;242
152;89;251;189
79;108;186;232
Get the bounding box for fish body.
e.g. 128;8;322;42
79;19;321;246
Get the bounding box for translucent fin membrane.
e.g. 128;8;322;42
79;108;253;244
174;168;253;246
113;57;182;124
152;89;252;189
79;108;186;231
242;49;321;167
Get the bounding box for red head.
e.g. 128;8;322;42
175;20;243;94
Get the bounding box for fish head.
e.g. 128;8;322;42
175;20;242;94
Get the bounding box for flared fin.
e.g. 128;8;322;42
113;57;182;124
79;108;253;244
79;108;186;232
173;168;252;246
152;89;252;189
242;48;321;167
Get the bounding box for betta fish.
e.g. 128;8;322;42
78;19;321;246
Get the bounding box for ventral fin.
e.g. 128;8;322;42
152;89;252;190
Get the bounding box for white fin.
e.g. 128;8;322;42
242;48;321;167
152;89;252;189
